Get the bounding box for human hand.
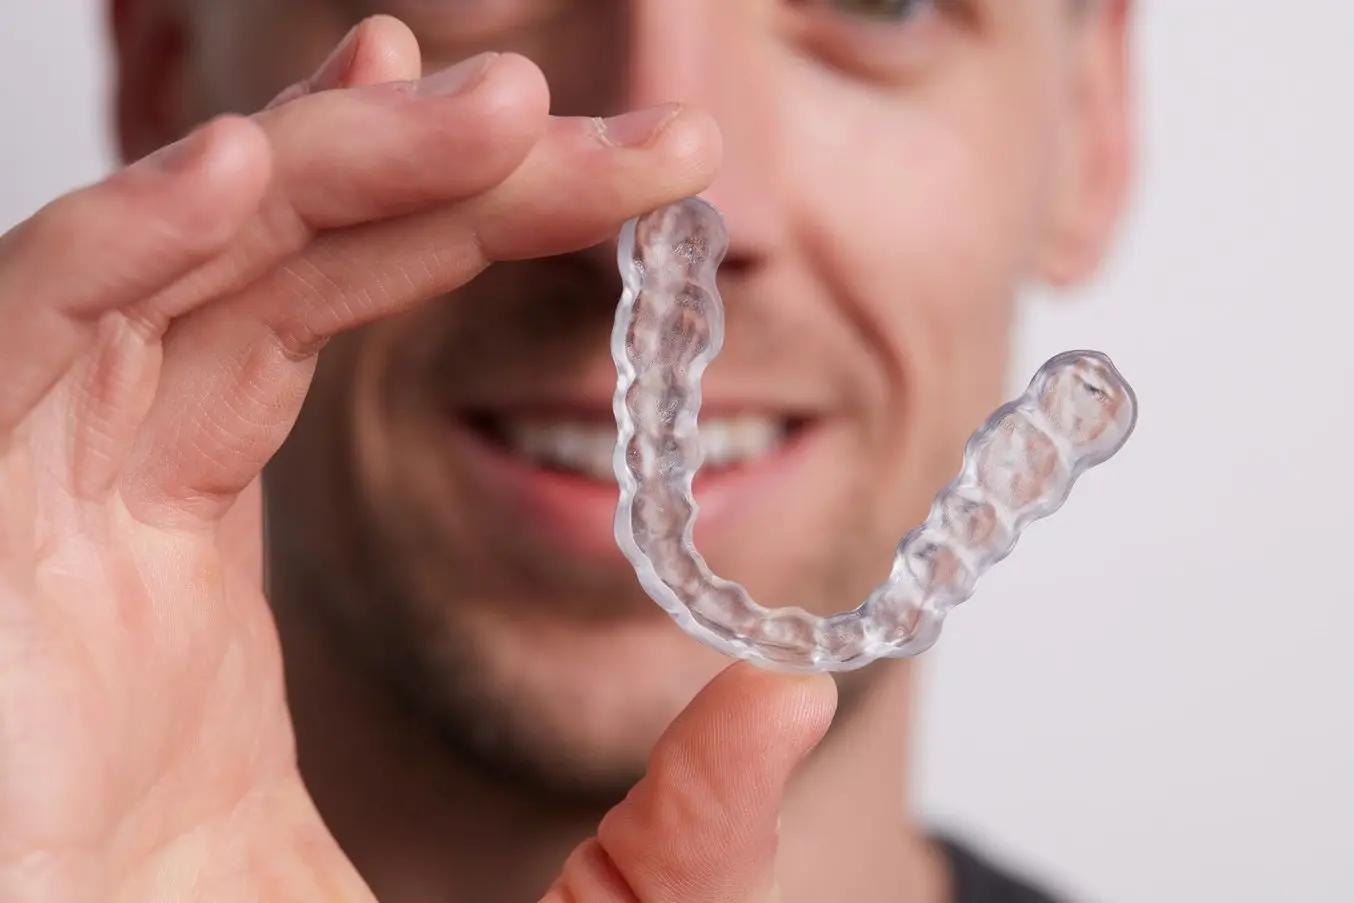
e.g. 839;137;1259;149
0;16;718;902
545;664;837;903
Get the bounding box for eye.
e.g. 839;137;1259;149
795;0;963;81
826;0;937;24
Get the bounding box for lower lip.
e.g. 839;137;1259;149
447;417;826;561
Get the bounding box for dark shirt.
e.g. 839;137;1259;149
937;836;1068;903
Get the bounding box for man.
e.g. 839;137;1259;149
0;0;1132;901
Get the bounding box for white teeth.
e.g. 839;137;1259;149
698;417;784;468
501;421;618;481
498;416;785;480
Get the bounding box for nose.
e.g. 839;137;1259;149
607;0;790;272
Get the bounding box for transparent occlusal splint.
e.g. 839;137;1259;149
611;197;1137;673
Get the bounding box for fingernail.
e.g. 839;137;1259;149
312;22;362;87
596;103;682;148
417;52;499;97
135;128;208;174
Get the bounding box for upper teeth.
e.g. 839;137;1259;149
499;416;786;481
699;417;784;468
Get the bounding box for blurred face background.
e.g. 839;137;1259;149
2;3;1345;901
110;0;1128;797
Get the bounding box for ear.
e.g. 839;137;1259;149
1038;0;1136;287
109;0;193;163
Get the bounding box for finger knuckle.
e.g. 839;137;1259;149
556;839;641;903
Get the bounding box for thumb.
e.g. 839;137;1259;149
543;662;838;903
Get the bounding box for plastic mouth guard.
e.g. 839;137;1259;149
611;197;1137;673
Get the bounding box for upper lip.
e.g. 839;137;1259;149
448;383;832;418
452;399;823;425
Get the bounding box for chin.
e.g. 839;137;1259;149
430;603;732;794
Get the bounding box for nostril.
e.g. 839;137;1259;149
711;248;761;278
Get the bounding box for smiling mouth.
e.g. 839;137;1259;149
438;400;832;561
461;410;811;483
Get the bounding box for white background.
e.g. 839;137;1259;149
2;4;1350;902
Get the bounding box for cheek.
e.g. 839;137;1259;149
784;71;1059;457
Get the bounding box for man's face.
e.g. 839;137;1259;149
128;0;1128;794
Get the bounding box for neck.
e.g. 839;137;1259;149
276;600;948;903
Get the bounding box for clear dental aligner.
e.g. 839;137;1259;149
611;197;1138;674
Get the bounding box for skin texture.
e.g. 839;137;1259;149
0;2;1132;903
